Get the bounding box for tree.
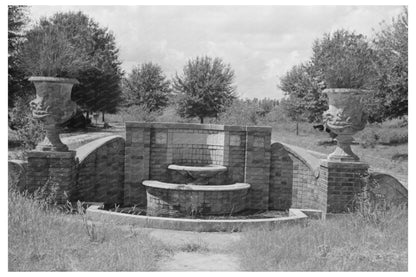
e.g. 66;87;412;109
8;5;29;108
122;63;171;112
173;56;236;123
371;6;408;120
279;63;327;124
311;29;376;89
22;12;123;121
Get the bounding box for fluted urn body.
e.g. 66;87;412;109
323;88;368;161
29;77;78;151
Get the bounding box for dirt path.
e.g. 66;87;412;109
147;229;242;271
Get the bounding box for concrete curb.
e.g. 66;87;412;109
86;205;323;232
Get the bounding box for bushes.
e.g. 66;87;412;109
9;95;45;150
358;123;408;148
234;207;407;271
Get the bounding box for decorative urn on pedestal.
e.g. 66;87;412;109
29;77;78;152
323;88;368;161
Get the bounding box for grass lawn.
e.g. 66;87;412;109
8;190;172;271
233;207;408;271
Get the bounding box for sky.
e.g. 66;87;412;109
29;5;403;99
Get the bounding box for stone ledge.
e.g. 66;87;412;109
320;159;369;169
27;150;76;158
168;164;227;173
86;205;316;232
125;121;272;132
143;180;250;191
75;135;124;163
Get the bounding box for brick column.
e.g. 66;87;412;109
26;151;76;204
124;122;151;205
244;126;271;210
319;159;369;213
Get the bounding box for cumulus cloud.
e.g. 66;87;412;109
29;5;402;99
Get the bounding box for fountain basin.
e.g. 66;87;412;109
143;180;250;217
168;164;228;185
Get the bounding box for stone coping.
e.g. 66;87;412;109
86;205;322;232
143;180;250;191
320;159;369;168
27;150;76;158
272;142;322;178
168;164;227;173
125;122;272;132
75;135;124;163
28;76;79;84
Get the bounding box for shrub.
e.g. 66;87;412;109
9;95;45;150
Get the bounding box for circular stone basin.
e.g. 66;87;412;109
142;180;250;217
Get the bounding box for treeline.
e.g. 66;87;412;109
279;7;408;124
8;6;407;136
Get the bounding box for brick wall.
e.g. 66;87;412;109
124;122;271;209
269;142;327;212
73;136;125;204
26;151;77;204
319;160;368;213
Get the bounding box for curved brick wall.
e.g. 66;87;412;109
144;181;250;217
269;142;326;211
8;160;28;191
73;135;125;204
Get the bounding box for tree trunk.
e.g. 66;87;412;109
200;117;204;124
86;110;89;120
102;111;105;122
296;121;299;136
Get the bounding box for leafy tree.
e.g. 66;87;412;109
371;6;408;120
173;56;236;123
8;5;29;108
21;11;123;121
311;29;376;89
122;63;171;112
279;63;327;123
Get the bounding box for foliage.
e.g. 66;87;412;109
9;95;45;150
8;5;30;108
173;56;237;123
122;62;171;111
234;207;407;271
18;11;123;117
371;7;408;120
311;29;376;89
19;24;90;77
279;63;328;123
8;188;171;271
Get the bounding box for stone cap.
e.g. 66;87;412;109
320;159;369;169
28;76;79;84
27;150;76;158
168;164;227;173
125;122;271;132
142;180;250;191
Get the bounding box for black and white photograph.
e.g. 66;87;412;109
5;1;411;273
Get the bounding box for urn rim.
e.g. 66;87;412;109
28;76;79;85
323;88;371;94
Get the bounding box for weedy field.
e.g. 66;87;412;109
234;207;408;271
8;189;172;271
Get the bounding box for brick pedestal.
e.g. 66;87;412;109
244;127;271;210
319;159;369;213
27;151;77;204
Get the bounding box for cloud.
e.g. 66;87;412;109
29;5;403;99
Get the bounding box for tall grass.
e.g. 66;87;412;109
8;189;171;271
234;207;407;271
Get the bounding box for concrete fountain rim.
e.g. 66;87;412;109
86;205;323;232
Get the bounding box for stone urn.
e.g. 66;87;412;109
323;88;368;162
29;77;78;152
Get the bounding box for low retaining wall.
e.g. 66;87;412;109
86;204;321;232
269;142;326;212
73;135;125;204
